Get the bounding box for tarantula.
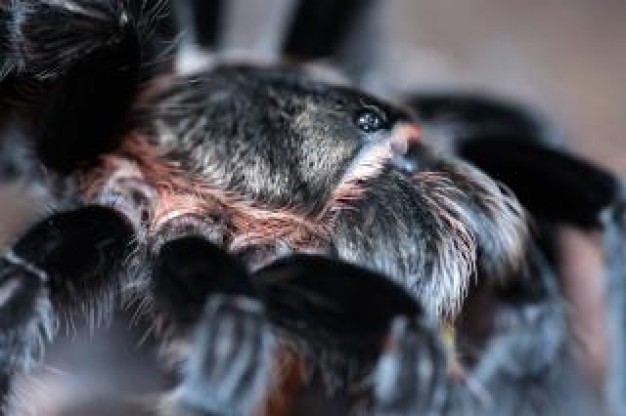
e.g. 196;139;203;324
0;1;623;415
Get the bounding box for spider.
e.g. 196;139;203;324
0;1;623;415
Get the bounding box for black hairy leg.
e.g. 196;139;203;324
448;254;573;415
460;139;619;228
0;206;133;412
1;0;169;173
407;92;625;408
404;93;552;146
174;297;273;416
223;248;595;415
406;92;620;229
149;239;447;416
457;134;621;400
151;237;274;416
270;255;570;416
250;253;581;415
254;255;445;415
369;247;602;416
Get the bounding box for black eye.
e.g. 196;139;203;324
355;109;387;133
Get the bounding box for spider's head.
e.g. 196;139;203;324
145;65;420;209
143;64;528;317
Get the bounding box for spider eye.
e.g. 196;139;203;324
355;108;386;133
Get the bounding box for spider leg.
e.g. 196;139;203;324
254;254;592;415
255;255;445;414
457;253;600;416
151;237;274;416
460;139;619;228
0;205;134;412
370;249;600;416
372;315;447;416
174;297;273;416
2;0;170;172
406;93;620;228
255;254;422;347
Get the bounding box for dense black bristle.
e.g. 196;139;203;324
35;39;141;172
12;206;134;307
152;236;256;328
461;139;619;227
14;0;168;80
255;254;422;351
9;0;171;172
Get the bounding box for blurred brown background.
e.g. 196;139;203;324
377;0;626;176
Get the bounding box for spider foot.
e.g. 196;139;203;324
152;237;274;415
373;316;447;416
174;296;274;416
